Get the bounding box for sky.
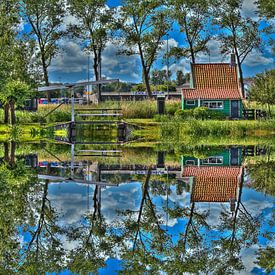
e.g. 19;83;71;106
45;0;275;84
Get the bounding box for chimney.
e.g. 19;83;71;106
230;53;236;67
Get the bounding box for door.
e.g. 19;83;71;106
231;100;239;118
230;148;239;166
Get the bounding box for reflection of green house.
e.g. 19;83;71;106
182;147;242;168
182;58;243;118
181;147;243;211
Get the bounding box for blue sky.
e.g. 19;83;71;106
46;0;274;84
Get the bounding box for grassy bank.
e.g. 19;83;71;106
0;100;180;124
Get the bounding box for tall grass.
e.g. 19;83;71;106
0;100;181;123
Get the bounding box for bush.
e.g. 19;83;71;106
190;107;227;120
193;107;210;119
175;109;194;119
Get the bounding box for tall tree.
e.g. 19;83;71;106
120;0;170;97
168;0;211;64
68;0;115;102
0;0;34;124
213;0;261;97
21;0;66;87
249;69;275;117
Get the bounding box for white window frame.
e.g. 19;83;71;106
186;100;196;106
202;101;224;110
201;156;223;165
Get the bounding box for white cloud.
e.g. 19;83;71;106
241;0;259;19
49;39;141;82
243;50;274;67
49;41;88;73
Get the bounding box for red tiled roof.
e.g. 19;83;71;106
183;166;243;203
183;166;242;178
191;177;239;202
182;63;242;100
182;88;242;99
192;63;239;89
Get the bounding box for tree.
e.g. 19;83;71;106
0;80;32;125
213;0;261;97
21;0;66;88
120;0;170;97
249;69;275;117
176;71;190;86
256;0;275;19
151;69;171;85
68;0;115;102
168;0;211;64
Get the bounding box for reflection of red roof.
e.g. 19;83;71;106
183;166;242;203
182;63;242;100
182;88;241;100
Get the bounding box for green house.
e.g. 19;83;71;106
182;60;243;118
181;147;243;168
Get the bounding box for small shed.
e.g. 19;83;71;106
182;61;243;118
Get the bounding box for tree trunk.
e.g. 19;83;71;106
10;141;16;168
4;142;9;163
143;70;152;98
190;45;196;64
10;99;16;125
236;53;245;98
41;51;50;101
93;52;101;102
137;42;152;98
4;103;9;124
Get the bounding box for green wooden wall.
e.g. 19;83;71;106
182;97;243;118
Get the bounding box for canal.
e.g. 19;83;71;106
0;140;274;274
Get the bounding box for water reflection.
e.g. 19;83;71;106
0;142;274;274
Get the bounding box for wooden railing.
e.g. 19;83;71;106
243;109;267;120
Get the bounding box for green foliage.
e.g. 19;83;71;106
168;0;211;63
256;0;275;19
175;109;194;119
176;71;189;86
175;107;226;120
120;0;170;96
255;246;275;273
68;0;115;100
22;0;66;85
0;80;32;106
249;69;275;116
151;69;171;85
212;0;261;95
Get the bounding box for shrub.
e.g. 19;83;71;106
175;109;194;119
192;107;226;120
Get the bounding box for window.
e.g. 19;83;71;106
201;157;223;165
185;160;195;165
202;101;223;109
186;100;196;106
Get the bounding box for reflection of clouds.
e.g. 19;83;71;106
49;188;89;226
48;181;142;226
239;245;260;275
101;182;141;222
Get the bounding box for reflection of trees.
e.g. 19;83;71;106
115;168;170;274
20;179;65;273
247;160;275;196
165;202;210;273
67;185;114;273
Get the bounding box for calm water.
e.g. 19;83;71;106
0;142;274;274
